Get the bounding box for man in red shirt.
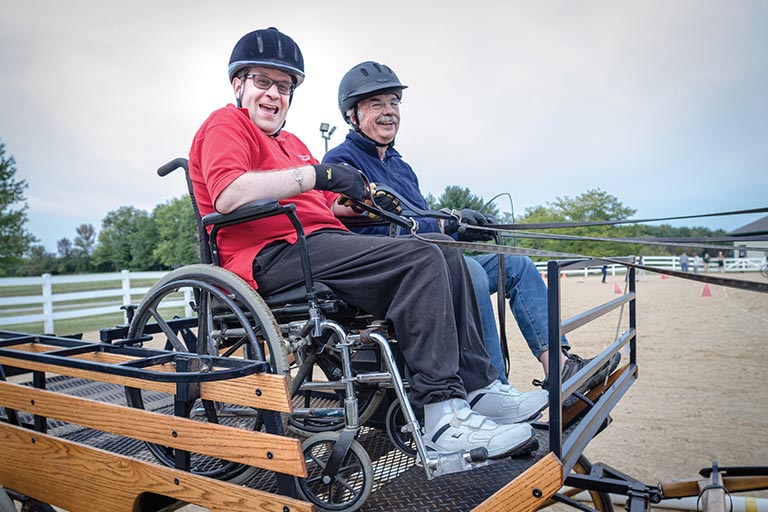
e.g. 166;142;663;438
188;27;546;458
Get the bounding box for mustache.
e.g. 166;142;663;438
377;115;398;124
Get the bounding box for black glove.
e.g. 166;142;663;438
443;208;495;241
371;187;402;215
336;184;403;218
313;163;369;201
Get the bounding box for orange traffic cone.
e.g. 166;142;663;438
561;272;567;279
614;282;622;294
701;283;712;298
661;274;670;280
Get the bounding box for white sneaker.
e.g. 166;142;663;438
467;380;548;424
422;398;534;459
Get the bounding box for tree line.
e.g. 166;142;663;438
429;186;728;260
1;139;728;277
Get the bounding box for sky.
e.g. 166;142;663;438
1;0;767;253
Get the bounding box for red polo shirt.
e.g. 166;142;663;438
189;104;346;288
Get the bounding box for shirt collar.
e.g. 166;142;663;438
346;129;401;159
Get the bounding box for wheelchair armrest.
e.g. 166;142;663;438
202;199;289;228
202;199;300;269
339;216;391;230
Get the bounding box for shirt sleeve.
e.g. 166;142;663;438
199;117;257;207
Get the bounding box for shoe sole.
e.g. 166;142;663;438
492;402;548;425
506;436;540;458
423;428;537;461
488;429;538;460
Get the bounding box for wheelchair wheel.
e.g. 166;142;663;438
124;264;288;483
385;398;418;457
296;432;373;512
287;336;385;436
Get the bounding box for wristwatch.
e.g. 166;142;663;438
291;167;305;193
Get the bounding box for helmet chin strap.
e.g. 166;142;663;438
351;109;394;148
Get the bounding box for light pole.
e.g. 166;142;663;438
319;122;336;154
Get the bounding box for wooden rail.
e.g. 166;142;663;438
0;340;314;512
0;422;313;512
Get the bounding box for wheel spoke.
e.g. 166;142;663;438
147;306;187;352
124;265;288;483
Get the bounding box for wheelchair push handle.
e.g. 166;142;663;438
157;157;189;177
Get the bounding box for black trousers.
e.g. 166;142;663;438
252;230;497;408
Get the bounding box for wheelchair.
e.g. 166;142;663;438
121;158;491;512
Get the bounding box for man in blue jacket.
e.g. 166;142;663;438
324;61;619;393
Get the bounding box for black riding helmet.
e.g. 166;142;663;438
338;61;408;147
229;27;304;116
229;27;305;85
338;61;407;120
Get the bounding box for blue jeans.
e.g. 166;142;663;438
472;253;569;361
464;257;508;384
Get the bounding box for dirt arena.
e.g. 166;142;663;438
506;270;768;506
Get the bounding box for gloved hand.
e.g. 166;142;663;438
336;183;403;217
443;208;495;241
370;185;402;216
313;163;369;201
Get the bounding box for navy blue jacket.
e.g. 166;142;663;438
323;130;440;235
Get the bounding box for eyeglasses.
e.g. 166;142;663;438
243;74;294;96
360;98;401;112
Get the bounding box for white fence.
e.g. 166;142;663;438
0;256;764;334
0;270;167;334
536;256;766;278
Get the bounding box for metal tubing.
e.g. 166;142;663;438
286;209;316;299
547;260;563;459
366;331;438;478
321;320;359;430
562;365;636;475
561;293;636;335
32;371;46;433
629;266;637;367
0;344;266;383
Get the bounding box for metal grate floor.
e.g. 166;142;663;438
3;375;548;511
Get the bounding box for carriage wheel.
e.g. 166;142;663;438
296;432;373;512
124;264;288;483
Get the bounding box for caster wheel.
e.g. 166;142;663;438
296;432;373;512
385;399;418;457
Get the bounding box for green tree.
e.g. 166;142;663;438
74;223;96;257
153;195;199;268
93;206;159;271
57;237;73;258
431;186;500;218
0;141;37;275
425;192;438;210
21;244;57;276
515;189;637;257
68;223;97;272
128;214;160;270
